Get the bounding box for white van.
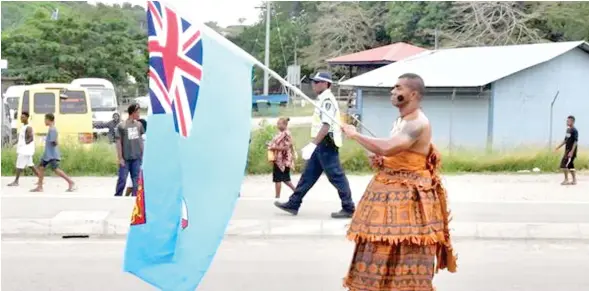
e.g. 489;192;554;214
3;85;28;131
71;78;118;135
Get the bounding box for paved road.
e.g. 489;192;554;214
2;237;588;291
3;173;588;202
4;174;589;239
2;195;589;223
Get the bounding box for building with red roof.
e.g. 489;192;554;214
327;42;429;77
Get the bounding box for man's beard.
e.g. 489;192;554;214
392;95;406;108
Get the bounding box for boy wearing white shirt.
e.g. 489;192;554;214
7;112;39;186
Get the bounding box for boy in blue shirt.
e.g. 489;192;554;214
31;113;76;192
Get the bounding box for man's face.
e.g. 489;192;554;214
113;113;120;123
20;114;28;124
44;118;50;126
567;118;574;127
311;81;327;94
131;110;140;120
390;78;416;108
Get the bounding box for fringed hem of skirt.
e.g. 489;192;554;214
346;231;458;273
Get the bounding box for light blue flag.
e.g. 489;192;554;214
123;1;254;290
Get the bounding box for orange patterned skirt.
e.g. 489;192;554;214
345;242;437;291
343;165;456;291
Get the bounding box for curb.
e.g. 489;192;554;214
3;217;589;240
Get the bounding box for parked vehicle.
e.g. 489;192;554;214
134;95;150;109
71;78;118;136
16;83;94;146
3;85;27;133
1;99;11;147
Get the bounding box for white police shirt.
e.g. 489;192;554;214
310;89;343;147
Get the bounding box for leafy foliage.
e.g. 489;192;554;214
2;1;588;93
1;1;147;88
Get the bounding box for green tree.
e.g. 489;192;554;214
386;1;451;47
538;2;589;42
1;11;146;86
229;1;316;90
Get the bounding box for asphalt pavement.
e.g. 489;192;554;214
2;237;589;291
2;174;589;240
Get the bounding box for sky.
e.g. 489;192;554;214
91;0;263;27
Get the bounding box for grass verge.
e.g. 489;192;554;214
2;125;587;176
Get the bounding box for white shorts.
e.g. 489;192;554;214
16;155;34;169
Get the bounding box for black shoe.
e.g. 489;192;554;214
331;209;354;219
274;201;298;215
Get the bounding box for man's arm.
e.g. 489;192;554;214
138;123;144;155
351;119;425;156
115;125;124;162
312;124;329;145
93;121;108;129
569;129;578;156
25;126;34;144
312;99;336;145
48;128;58;146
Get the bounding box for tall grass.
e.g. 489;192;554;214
2;125;586;176
248;125;589;174
1;140;118;176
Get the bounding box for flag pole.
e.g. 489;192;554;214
201;24;377;137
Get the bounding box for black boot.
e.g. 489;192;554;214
274;201;298;215
331;209;354;219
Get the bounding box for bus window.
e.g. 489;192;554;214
33;93;55;114
6;97;19;111
88;88;117;111
60;91;88;114
22;90;30;113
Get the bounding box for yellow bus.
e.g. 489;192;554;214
16;83;94;146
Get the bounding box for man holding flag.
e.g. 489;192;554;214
274;72;356;219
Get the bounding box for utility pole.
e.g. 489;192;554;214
293;37;298;66
263;1;271;96
434;27;439;50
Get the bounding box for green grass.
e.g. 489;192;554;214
2;126;587;176
1;139;118;176
247;125;589;175
251;101;348;118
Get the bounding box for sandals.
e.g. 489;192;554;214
561;181;577;186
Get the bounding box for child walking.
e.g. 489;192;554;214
7;112;39;186
268;117;296;199
31;113;76;192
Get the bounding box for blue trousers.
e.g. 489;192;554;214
115;159;141;196
287;140;355;212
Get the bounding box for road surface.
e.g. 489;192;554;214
2;237;588;291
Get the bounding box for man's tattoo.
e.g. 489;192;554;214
400;120;423;139
25;127;33;143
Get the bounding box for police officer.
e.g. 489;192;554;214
274;72;355;219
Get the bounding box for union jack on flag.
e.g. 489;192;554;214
147;0;203;138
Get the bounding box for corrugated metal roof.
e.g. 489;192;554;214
327;42;429;65
340;41;589;88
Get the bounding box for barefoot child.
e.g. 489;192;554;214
268;117;296;199
7;112;39;186
31;113;76;192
